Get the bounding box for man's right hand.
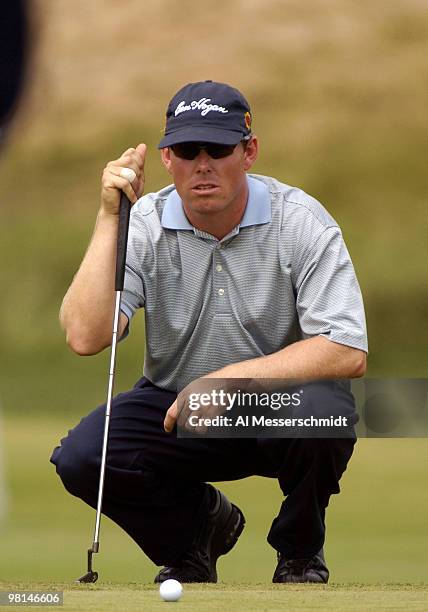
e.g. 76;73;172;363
101;143;147;215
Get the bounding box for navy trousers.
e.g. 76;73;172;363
50;377;356;566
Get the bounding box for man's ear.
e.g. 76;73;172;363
161;147;173;174
243;135;259;171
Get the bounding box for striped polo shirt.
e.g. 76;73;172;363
121;174;368;391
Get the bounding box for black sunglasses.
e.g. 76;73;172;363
170;141;239;160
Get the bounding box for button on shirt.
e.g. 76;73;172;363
121;174;368;391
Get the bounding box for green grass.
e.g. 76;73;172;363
0;416;427;589
0;582;427;611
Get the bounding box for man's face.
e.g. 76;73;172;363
161;137;258;218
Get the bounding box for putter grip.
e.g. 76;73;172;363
115;192;132;291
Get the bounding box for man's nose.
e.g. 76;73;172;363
195;149;211;169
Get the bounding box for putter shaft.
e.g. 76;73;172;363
76;290;122;583
93;289;122;547
77;192;131;584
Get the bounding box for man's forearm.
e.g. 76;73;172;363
164;336;366;432
60;144;146;355
216;336;367;380
60;210;121;355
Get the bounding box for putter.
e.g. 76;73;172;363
77;192;132;583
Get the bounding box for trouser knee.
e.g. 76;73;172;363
50;436;99;499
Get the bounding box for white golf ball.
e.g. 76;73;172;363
159;578;183;602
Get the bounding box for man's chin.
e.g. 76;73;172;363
187;194;226;212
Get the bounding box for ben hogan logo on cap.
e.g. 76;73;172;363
175;98;229;117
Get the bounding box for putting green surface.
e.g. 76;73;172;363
0;582;428;611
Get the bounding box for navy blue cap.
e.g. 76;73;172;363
158;80;252;148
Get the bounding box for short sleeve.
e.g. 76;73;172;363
120;262;145;322
294;226;368;352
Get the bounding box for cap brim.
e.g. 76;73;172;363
158;127;244;148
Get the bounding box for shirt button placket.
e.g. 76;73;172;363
214;245;229;313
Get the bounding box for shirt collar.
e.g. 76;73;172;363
161;175;271;230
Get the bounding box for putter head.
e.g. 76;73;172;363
76;570;98;584
76;546;99;583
